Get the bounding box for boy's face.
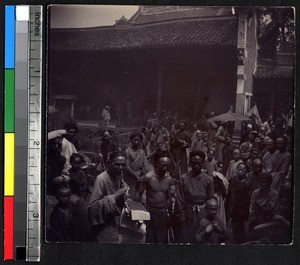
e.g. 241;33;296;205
56;187;71;206
65;128;77;141
178;123;185;131
253;160;263;174
131;136;141;147
266;139;275;152
260;178;271;191
276;138;286;152
251;150;259;159
249;131;256;141
206;201;218;220
237;164;247;177
71;157;83;170
233;149;241;161
52;138;62;154
102;132;111;142
225;136;231;144
259;126;267;135
207;151;214;161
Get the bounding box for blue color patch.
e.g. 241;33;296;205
5;6;16;68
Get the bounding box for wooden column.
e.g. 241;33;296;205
156;60;163;118
233;13;248;145
193;78;202;120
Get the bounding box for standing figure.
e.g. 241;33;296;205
205;149;218;177
225;162;250;244
170;121;191;175
263;138;278;173
88;151;129;243
215;122;227;162
225;148;243;181
177;151;214;243
125;133;149;198
102;106;111;125
271;137;291;194
240;130;257;162
100;131;118;167
247;158;263;197
135;151;174;243
221;134;237;176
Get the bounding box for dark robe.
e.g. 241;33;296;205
170;130;191;175
225;175;250;243
177;171;214;243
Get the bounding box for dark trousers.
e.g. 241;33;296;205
184;206;205;243
232;216;248;244
146;206;168;243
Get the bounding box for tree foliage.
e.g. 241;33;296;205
257;7;295;60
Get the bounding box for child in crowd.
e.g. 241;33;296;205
69;153;89;201
194;197;228;244
205;149;218;177
225;148;243;181
225;162;250;244
69;172;92;242
49;185;73;242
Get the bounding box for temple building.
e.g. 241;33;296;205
49;6;294;125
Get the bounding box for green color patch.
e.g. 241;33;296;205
5;69;15;132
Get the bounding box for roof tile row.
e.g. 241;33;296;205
51;18;238;52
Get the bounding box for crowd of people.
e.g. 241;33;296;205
46;110;293;245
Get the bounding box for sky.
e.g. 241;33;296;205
49;5;139;28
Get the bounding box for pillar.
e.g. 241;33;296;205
233;13;248;144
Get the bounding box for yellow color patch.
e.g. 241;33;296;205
5;133;14;196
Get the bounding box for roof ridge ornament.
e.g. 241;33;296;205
115;15;132;28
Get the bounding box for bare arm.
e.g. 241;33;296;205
134;174;149;202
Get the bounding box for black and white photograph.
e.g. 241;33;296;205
46;5;295;245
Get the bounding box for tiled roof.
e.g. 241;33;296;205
50;17;238;52
254;64;294;79
130;6;233;25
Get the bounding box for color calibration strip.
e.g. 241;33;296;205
4;5;16;261
4;6;42;261
15;5;30;261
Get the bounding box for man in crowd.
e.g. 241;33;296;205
263;138;278;173
240;130;257;161
177;151;214;243
271;137;292;194
221;134;237;176
48;121;78;168
88;151;129;243
247;158;263;196
125;132;149;197
100;130;118;167
135;151;174;243
170;121;191;174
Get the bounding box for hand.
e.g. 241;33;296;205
212;223;222;232
205;224;213;234
52;175;70;185
115;187;127;200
